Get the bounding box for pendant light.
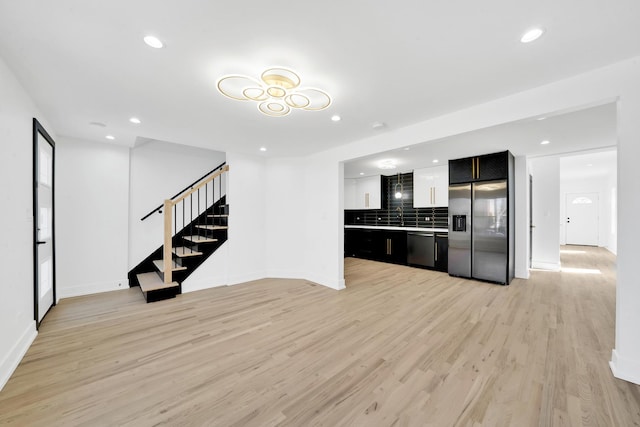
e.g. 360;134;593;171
394;172;403;199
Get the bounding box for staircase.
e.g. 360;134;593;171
128;163;229;302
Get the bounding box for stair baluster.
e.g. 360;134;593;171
160;164;230;285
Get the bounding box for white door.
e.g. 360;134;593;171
35;122;55;324
565;192;599;246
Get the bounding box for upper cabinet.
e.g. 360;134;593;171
345;175;382;210
344;178;357;209
413;165;448;207
449;151;510;184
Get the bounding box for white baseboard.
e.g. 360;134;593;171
266;269;346;290
182;280;228;293
265;269;305;280
610;349;640;385
0;322;37;391
305;273;346;290
531;261;561;271
606;245;617;255
185;271;347;293
227;271;267;287
58;279;128;299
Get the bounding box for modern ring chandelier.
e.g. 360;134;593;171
216;68;331;117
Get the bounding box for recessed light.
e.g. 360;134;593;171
259;147;267;152
143;35;164;49
89;121;106;128
587;163;593;167
378;159;397;169
129;117;141;124
106;135;115;140
432;159;439;163
521;28;544;43
372;122;386;130
540;140;550;145
359;172;365;176
331;115;341;122
404;147;410;151
537;117;546;121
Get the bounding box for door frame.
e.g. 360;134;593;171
33;118;57;329
529;174;533;268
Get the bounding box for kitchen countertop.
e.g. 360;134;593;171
345;225;448;233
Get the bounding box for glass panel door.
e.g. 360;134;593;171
34;121;56;325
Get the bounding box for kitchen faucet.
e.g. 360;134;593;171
396;206;404;226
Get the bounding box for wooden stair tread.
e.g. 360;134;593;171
152;259;187;272
137;272;179;292
195;225;228;230
182;235;218;243
172;246;203;257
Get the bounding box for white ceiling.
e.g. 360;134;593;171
1;1;639;158
344;102;617;178
559;149;616;181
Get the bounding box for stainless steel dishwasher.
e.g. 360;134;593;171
407;232;435;268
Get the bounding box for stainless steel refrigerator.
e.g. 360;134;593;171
449;180;513;284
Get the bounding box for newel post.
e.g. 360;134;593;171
163;200;173;283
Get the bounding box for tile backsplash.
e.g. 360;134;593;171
345;172;449;229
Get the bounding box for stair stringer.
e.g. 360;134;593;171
127;196;228;290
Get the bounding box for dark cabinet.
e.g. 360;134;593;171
379;231;407;265
344;229;358;257
435;234;448;272
449;151;509;184
345;229;380;260
345;228;406;265
477;151;509;181
346;228;447;270
448;157;474;184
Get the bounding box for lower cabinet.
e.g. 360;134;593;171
345;228;447;270
345;229;381;260
435;234;448;272
379;231;407;265
345;229;406;265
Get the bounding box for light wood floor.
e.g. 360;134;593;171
1;246;639;426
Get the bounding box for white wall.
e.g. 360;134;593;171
302;154;345;289
223;151;267;285
0;55;51;389
559;175;615;248
514;156;530;278
181;152;271;292
606;168;618;254
264;158;305;279
128;140;226;269
56;137;130;297
612;77;640;385
529;157;561;270
175;151;277;292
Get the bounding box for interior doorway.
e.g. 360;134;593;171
565;192;599;246
33;118;56;328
